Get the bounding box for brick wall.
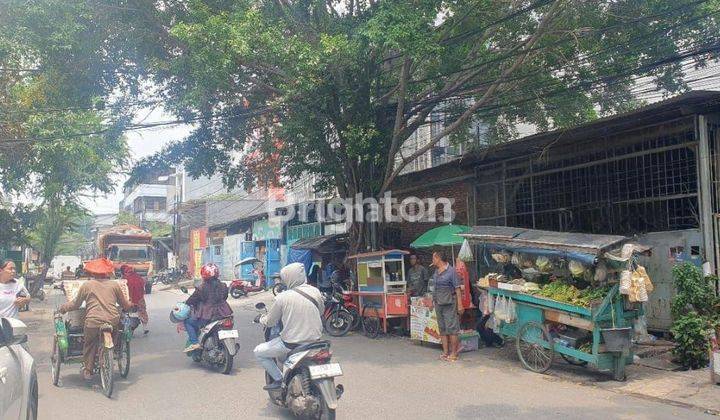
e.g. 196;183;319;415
387;162;474;247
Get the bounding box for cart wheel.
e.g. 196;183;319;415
99;347;114;398
560;353;588;367
362;305;381;339
516;321;554;373
117;339;130;378
51;338;61;386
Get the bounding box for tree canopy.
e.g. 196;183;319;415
2;0;719;250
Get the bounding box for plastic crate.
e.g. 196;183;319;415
458;331;479;353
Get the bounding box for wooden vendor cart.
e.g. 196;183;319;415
462;227;649;381
347;250;409;336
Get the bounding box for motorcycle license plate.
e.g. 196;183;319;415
308;363;343;379
218;330;239;339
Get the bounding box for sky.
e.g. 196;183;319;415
82;106;191;214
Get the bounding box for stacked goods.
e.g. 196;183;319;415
532;281;611;308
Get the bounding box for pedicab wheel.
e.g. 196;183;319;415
230;287;245;299
51;338;61;386
117;339;130;378
99;347;114;398
516;321;554;373
361;305;380;339
560;353;588;367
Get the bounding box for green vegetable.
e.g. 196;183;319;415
533;282;610;308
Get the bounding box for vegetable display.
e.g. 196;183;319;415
532;282;610;308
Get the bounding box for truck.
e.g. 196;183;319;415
97;225;154;282
49;255;82;281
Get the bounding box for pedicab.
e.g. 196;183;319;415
50;259;136;398
462;227;652;381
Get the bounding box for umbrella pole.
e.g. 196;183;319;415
451;244;455;265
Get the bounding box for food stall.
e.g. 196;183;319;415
347;250;409;334
462;226;653;381
408;224;477;347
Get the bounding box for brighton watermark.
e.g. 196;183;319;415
267;192;455;225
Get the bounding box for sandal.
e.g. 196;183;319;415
439;354;449;361
446;355;459;362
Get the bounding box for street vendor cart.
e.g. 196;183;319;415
347;250;409;336
462;227;652;381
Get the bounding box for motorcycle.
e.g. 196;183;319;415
254;302;343;419
229;257;268;298
322;292;356;337
180;289;239;374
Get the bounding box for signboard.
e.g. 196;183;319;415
191;228;207;250
194;250;203;278
252;219;282;241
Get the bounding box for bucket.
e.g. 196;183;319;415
601;327;632;352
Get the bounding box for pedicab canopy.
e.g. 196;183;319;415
459;226;629;265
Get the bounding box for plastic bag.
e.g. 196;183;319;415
458;239;474;262
536;256;552;272
619;270;632;295
593;261;608;283
506;298;517;323
492;251;510;264
569;260;585;277
494;296;507;321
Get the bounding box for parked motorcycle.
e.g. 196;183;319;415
254;302;343;419
322;292;355;337
230;257;267;298
179;288;239;374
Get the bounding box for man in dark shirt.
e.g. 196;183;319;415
431;251;463;361
407;254;429;296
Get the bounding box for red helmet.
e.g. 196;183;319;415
200;263;220;281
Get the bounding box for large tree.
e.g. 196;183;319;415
4;0;720;250
0;5;130;291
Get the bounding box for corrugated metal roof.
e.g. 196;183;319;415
290;234;347;252
461;226;627;255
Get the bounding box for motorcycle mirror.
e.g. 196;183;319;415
255;302;266;310
179;286;189;294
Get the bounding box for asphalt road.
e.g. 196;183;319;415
25;287;713;420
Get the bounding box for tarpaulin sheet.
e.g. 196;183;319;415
287;248;313;275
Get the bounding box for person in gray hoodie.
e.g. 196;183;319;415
254;262;324;390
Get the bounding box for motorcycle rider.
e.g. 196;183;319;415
254;262;324;390
183;263;233;353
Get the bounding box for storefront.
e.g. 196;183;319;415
250;218;282;286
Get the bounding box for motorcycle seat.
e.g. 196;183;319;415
286;340;331;357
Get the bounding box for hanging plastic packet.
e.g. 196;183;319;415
506;298;517;323
458;239;474;262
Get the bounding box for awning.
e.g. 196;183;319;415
290;234;348;253
460;226;628;256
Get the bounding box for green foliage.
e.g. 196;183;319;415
671;263;718;319
115;211;140;226
671;312;710;370
670;263;720;369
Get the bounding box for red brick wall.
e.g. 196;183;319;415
387;163;473;247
